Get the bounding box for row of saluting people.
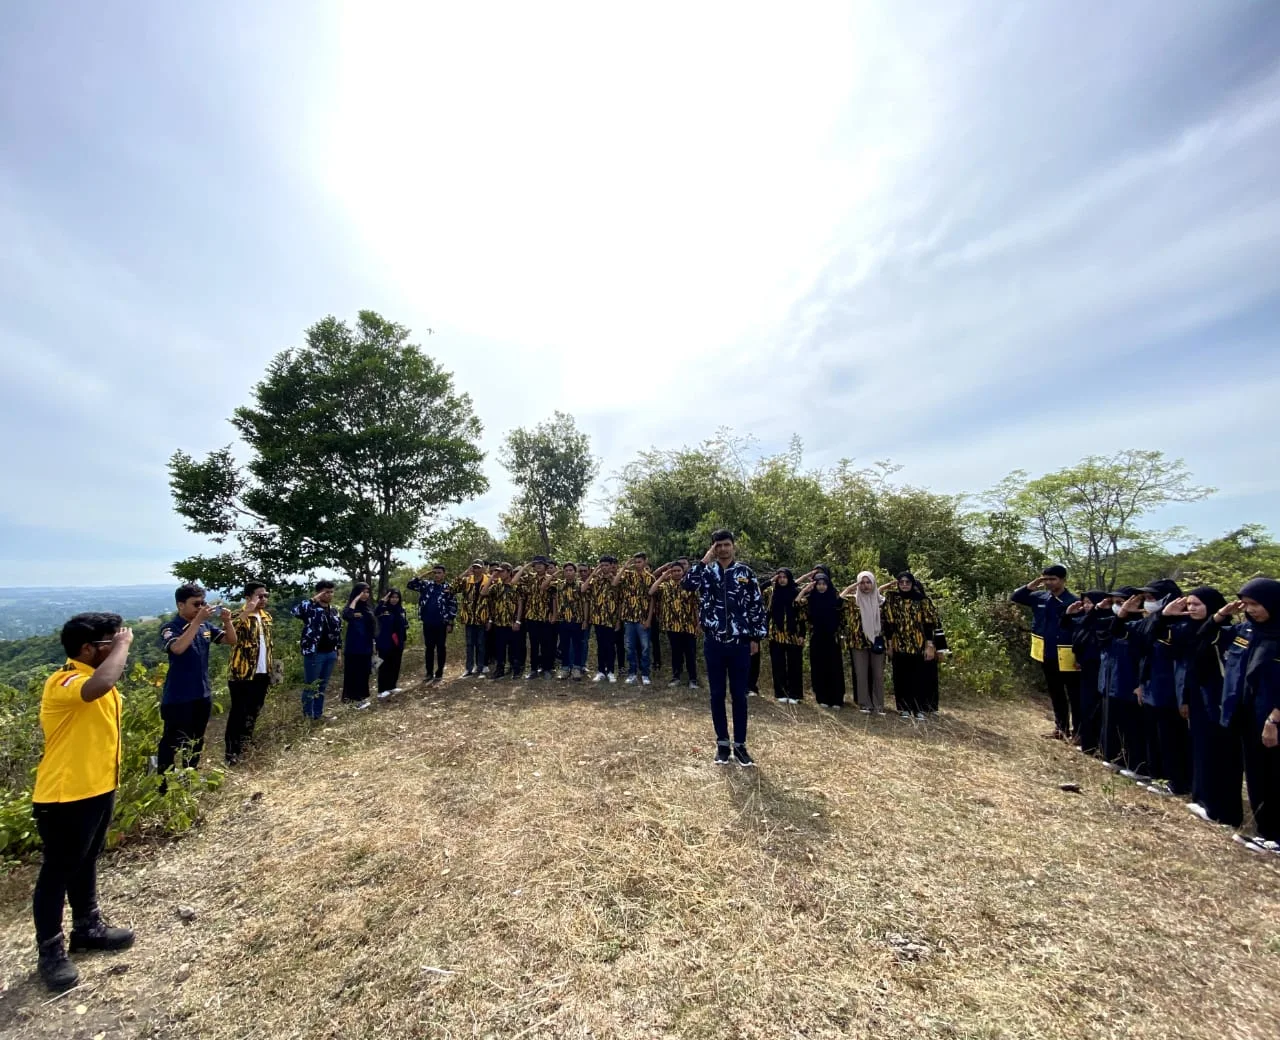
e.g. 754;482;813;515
1013;568;1280;855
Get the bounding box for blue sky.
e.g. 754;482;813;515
2;1;1278;587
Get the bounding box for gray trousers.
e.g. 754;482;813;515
852;648;886;711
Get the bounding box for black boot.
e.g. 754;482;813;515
38;933;79;991
69;909;135;953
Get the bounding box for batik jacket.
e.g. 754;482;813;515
681;561;768;644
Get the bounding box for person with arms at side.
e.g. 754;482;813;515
586;555;622;684
225;582;274;765
841;571;888;715
652;561;701;688
1011;566;1081;740
485;564;520;680
407;566;457;685
882;572;940;721
457;560;490;677
798;571;846;709
341;583;376;710
1123;579;1190;798
291;580;342;720
31;614;135;992
763;569;806;704
375;588;409;699
157;584;236;779
613;552;655;686
1203;578;1280;853
514;557;555;679
1061;590;1111;754
682;530;768;766
1162;587;1242;825
550;562;589;680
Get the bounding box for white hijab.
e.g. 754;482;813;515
854;570;884;642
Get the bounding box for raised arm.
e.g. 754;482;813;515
82;628;134;701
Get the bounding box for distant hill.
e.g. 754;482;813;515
0;584;176;640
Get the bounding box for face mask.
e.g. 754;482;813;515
1112;603;1124;616
1143;599;1160;613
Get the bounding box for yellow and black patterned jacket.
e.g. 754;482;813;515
551;579;587;625
518;571;553;623
843;597;888;651
762;587;807;646
615;568;654;624
584;576;621;628
228;610;274;681
456;575;490;626
883;591;940;655
658;582;700;635
487;581;519;628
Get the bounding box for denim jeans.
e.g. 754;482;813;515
465;624;486;672
302;651;338;719
624;621;651;677
704;638;751;744
558;623;587;670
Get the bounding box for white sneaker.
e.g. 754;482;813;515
689;680;699;690
558;668;570;680
1186;803;1211;822
668;679;682;688
481;666;489;675
377;689;393;700
625;675;638;685
641;676;652;686
593;672;606;683
607;673;618;684
355;700;372;711
1234;833;1264;852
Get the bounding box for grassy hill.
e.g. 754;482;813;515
0;649;1276;1039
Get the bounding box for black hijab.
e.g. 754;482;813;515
770;569;800;628
1240;577;1280;679
1186;585;1226;618
348;582;375;622
896;571;926;601
807;574;842;635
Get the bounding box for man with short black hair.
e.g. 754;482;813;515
157;584;236;776
613;552;655;685
1012;565;1080;740
683;530;767;766
225;582;274;764
408;566;458;683
586;555;621;683
291;580;342;718
31;613;136;991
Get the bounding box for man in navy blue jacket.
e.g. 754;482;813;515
682;530;767;767
408;566;458;683
1012;565;1080;740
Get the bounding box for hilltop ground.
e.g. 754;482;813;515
0;651;1276;1040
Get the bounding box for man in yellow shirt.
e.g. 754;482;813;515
32;613;136;991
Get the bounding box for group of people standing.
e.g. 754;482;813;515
1012;566;1280;855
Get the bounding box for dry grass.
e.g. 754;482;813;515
0;648;1278;1040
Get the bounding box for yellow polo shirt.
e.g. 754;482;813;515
33;659;122;804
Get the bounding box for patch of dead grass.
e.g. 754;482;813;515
0;650;1277;1039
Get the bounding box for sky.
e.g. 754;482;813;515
2;1;1279;587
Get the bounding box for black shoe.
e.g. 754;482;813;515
733;744;755;768
69;909;135;953
37;933;79;991
714;743;732;766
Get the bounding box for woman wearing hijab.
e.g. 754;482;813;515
1062;591;1111;754
375;589;408;699
1161;587;1242;825
840;571;888;714
1099;587;1150;779
341;582;376;709
883;572;940;720
1203;577;1280;852
1123;579;1191;797
798;571;846;708
763;569;806;703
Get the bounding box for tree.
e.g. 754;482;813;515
996;450;1213;591
498;411;598;556
169;311;488;594
418;518;504;578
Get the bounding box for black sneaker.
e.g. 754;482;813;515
70;909;135;953
37;933;79;992
714;743;732;766
733;744;755;768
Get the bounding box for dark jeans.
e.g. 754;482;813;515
32;791;115;943
594;625;618;675
558;623;587;671
226;675;270;763
770;642;803;700
377;645;404;692
668;632;698;681
157;697;213;773
1041;658;1080;735
422;623;448;678
301;651;337;719
342;652;371;702
705;638;751;745
623;622;651;677
465;624;486;673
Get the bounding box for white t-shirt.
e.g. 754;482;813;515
255;619;268;674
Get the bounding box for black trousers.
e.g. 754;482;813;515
1236;703;1280;842
919;658;940;713
651;621;663;669
748;648;761;693
377;646;404;692
594;625;617;675
342;652;371;702
32;791;115;943
489;626;513;677
226;675;270;762
509;626;528;675
667;632;698;681
892;653;925;714
1077;661;1103;753
770;642;803;700
422;623;448;678
1150;703;1192;795
810;633;846;706
157;697;213;773
525;620;555;673
1041;658;1080;735
1104;696;1148;774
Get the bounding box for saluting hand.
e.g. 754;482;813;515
1216;600;1245;621
1163;597;1189;616
113;627;135;649
1065;601;1085;615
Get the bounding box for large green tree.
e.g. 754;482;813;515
169;311;488;594
498;411;598;556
